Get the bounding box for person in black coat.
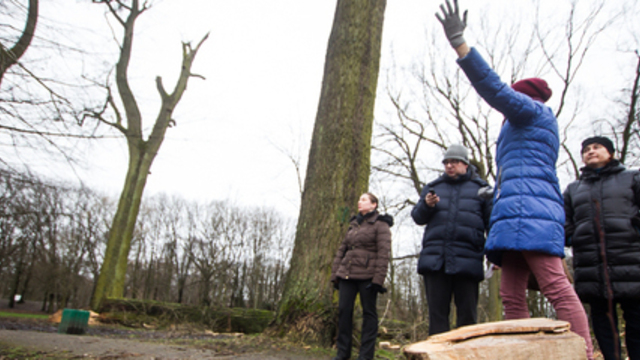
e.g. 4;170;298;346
411;144;492;335
564;136;640;360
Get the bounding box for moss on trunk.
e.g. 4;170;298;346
272;0;387;345
101;298;273;333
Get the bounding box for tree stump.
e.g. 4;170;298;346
403;318;586;360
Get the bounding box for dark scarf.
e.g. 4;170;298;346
356;210;377;225
580;159;625;181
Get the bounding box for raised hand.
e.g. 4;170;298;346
435;0;468;49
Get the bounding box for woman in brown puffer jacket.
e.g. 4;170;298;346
330;192;393;360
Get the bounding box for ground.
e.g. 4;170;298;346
0;300;336;360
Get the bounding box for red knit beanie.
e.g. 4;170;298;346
511;78;552;103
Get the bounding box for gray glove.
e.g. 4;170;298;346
435;0;468;49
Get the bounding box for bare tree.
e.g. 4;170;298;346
0;0;37;85
534;0;620;178
0;173;100;311
618;53;640;164
88;0;208;310
600;51;640;166
1;0;108;172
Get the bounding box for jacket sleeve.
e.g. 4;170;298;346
456;47;540;127
563;185;575;247
411;186;436;225
372;221;391;286
330;240;347;282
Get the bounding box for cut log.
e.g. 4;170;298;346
403;318;586;360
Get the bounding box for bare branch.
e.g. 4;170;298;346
0;0;38;85
0;124;104;139
619;51;640;163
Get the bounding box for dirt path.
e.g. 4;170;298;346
0;330;331;360
2;329;222;359
0;329;328;359
0;301;332;360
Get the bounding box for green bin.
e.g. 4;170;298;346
57;309;90;335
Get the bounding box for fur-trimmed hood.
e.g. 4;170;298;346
350;211;394;227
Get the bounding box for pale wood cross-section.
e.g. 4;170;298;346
403;318;586;360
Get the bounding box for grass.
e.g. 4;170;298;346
169;333;335;357
0;311;49;320
0;342;74;360
167;333;403;359
376;348;406;359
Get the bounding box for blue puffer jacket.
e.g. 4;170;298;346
411;166;491;281
457;48;565;266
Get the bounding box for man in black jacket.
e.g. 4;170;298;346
564;136;640;360
411;144;492;335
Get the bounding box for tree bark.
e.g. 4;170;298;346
272;0;386;344
90;0;207;310
487;270;502;322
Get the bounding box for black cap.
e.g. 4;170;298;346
581;136;614;155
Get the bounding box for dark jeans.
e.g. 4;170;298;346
335;279;378;360
589;298;640;360
423;270;479;335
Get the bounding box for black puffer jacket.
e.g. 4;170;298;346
411;166;492;281
564;160;640;300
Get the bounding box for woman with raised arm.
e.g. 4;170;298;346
435;1;593;359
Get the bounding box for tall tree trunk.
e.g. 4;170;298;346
8;250;24;309
90;0;208;311
488;270;503;321
17;246;38;304
272;0;386;345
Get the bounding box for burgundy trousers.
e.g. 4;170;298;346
500;251;594;360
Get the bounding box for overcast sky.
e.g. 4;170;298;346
8;0;640;230
41;0;439;218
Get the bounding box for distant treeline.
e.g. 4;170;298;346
0;167;556;341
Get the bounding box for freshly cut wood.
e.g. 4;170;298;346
428;318;570;342
49;309;102;325
403;318;586;360
380;341;401;350
49;309;62;323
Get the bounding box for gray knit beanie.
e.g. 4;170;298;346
443;144;469;165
